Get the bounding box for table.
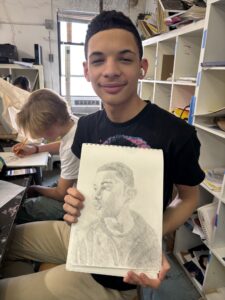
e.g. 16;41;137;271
0;177;30;268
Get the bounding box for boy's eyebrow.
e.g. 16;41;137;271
89;49;136;58
89;51;104;58
119;49;136;55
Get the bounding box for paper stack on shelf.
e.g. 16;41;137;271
165;5;206;29
197;201;218;244
137;1;169;39
203;168;225;193
184;212;205;239
137;16;160;39
201;61;225;67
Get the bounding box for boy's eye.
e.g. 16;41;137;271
119;57;132;63
91;59;104;65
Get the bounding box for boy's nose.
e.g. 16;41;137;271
103;59;121;78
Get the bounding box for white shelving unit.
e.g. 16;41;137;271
142;1;225;299
192;1;225;296
140;19;204;115
0;64;44;91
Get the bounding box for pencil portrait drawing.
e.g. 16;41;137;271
74;161;160;269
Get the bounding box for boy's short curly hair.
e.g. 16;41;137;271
85;10;143;60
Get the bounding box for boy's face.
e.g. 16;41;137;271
83;29;148;109
37;124;61;141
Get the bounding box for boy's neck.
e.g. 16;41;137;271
104;97;147;123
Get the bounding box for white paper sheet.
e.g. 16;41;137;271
0;152;49;167
66;143;163;278
0;180;25;208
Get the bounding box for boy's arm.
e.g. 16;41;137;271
35;141;60;154
163;184;199;236
29;177;75;201
12;141;60;156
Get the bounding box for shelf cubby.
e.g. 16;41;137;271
143;44;157;80
0;64;44;90
170;84;195;112
203;254;225;293
154;83;171;111
213;202;225;250
195;69;225;115
174;30;203;81
196;128;225;170
155;38;176;81
139;81;154;102
203;0;225;64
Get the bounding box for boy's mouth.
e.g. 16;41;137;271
99;83;126;94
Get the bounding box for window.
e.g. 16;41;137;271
58;11;101;115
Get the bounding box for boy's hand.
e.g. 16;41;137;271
12;144;36;157
123;254;170;288
63;187;85;224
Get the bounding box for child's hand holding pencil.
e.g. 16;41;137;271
12;138;29;157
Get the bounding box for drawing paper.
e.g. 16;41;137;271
0;152;49;168
66;143;163;278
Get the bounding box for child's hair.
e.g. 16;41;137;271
17;88;71;138
13;76;30;91
85;10;143;60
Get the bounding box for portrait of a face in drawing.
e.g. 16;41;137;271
74;161;161;270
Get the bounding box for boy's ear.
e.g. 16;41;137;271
139;58;148;79
83;62;90;82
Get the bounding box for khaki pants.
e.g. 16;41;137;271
0;221;137;300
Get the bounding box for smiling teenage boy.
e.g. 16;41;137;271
0;10;204;300
65;9;205;291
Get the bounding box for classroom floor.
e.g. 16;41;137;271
42;167;201;300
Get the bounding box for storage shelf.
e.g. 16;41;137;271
213;248;225;267
142;20;204;46
194;123;225;139
174;252;204;295
205;287;225;300
143;1;225;297
200;182;225;204
154;80;172;84
0;64;44;90
141;79;155;83
173;81;196;86
202;67;225;71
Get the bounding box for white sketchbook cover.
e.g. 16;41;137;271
0;152;49;167
197;201;217;244
66;144;163;278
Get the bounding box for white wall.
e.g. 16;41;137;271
0;0;146;92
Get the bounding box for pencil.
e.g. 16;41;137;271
15;138;28;155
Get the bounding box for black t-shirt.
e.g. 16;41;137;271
71;102;205;290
